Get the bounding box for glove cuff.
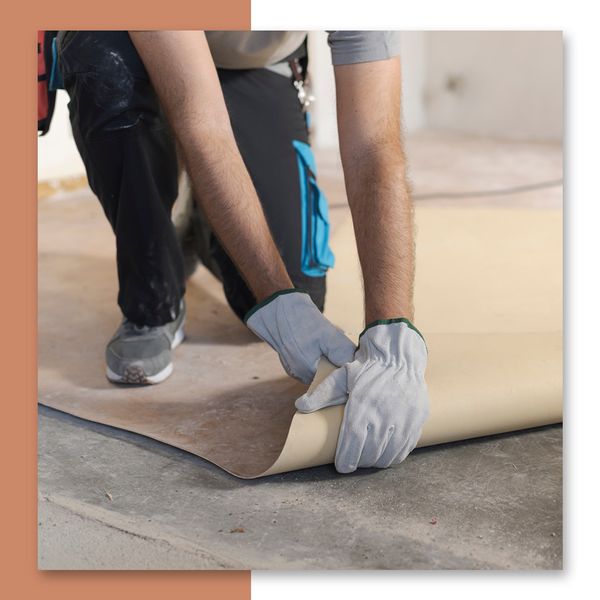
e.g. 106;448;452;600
359;318;425;344
357;319;428;371
243;288;309;323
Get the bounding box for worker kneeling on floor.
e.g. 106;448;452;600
56;30;429;474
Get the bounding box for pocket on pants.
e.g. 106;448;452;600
292;140;335;277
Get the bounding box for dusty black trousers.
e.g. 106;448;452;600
58;31;332;326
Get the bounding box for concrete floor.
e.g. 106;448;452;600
39;407;562;570
38;132;563;570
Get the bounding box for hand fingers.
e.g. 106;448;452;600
357;424;396;468
334;409;368;474
374;424;422;469
321;328;356;367
295;366;348;413
372;396;428;468
277;354;312;385
394;430;421;466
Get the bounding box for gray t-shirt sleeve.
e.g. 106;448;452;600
326;31;401;65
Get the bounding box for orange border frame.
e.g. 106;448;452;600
1;2;250;598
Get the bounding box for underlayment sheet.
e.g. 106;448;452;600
38;204;562;478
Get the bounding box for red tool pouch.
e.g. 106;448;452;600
38;31;58;135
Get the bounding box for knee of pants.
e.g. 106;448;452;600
59;33;178;222
291;274;326;313
59;31;164;137
224;277;326;324
211;239;327;322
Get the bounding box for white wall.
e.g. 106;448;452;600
399;32;427;133
308;31;427;149
309;30;563;147
37;31;562;181
307;32;338;149
424;31;563;141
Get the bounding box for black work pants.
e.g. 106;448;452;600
58;31;333;326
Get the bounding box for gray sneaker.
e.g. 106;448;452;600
105;302;186;385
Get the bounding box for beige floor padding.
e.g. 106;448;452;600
38;200;562;478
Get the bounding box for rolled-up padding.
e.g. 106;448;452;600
38;205;562;478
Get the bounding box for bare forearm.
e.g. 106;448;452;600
342;144;415;323
335;58;415;325
130;31;292;301
176;124;293;300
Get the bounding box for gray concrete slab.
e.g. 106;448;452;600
38;406;562;570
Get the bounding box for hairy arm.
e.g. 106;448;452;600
334;58;415;323
129;31;292;301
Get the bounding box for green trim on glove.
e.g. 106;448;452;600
359;318;426;344
243;288;309;323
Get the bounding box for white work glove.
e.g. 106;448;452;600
245;290;356;384
296;319;429;473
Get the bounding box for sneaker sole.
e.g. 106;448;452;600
105;324;185;385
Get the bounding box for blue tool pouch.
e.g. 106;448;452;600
49;35;64;91
292;140;335;277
